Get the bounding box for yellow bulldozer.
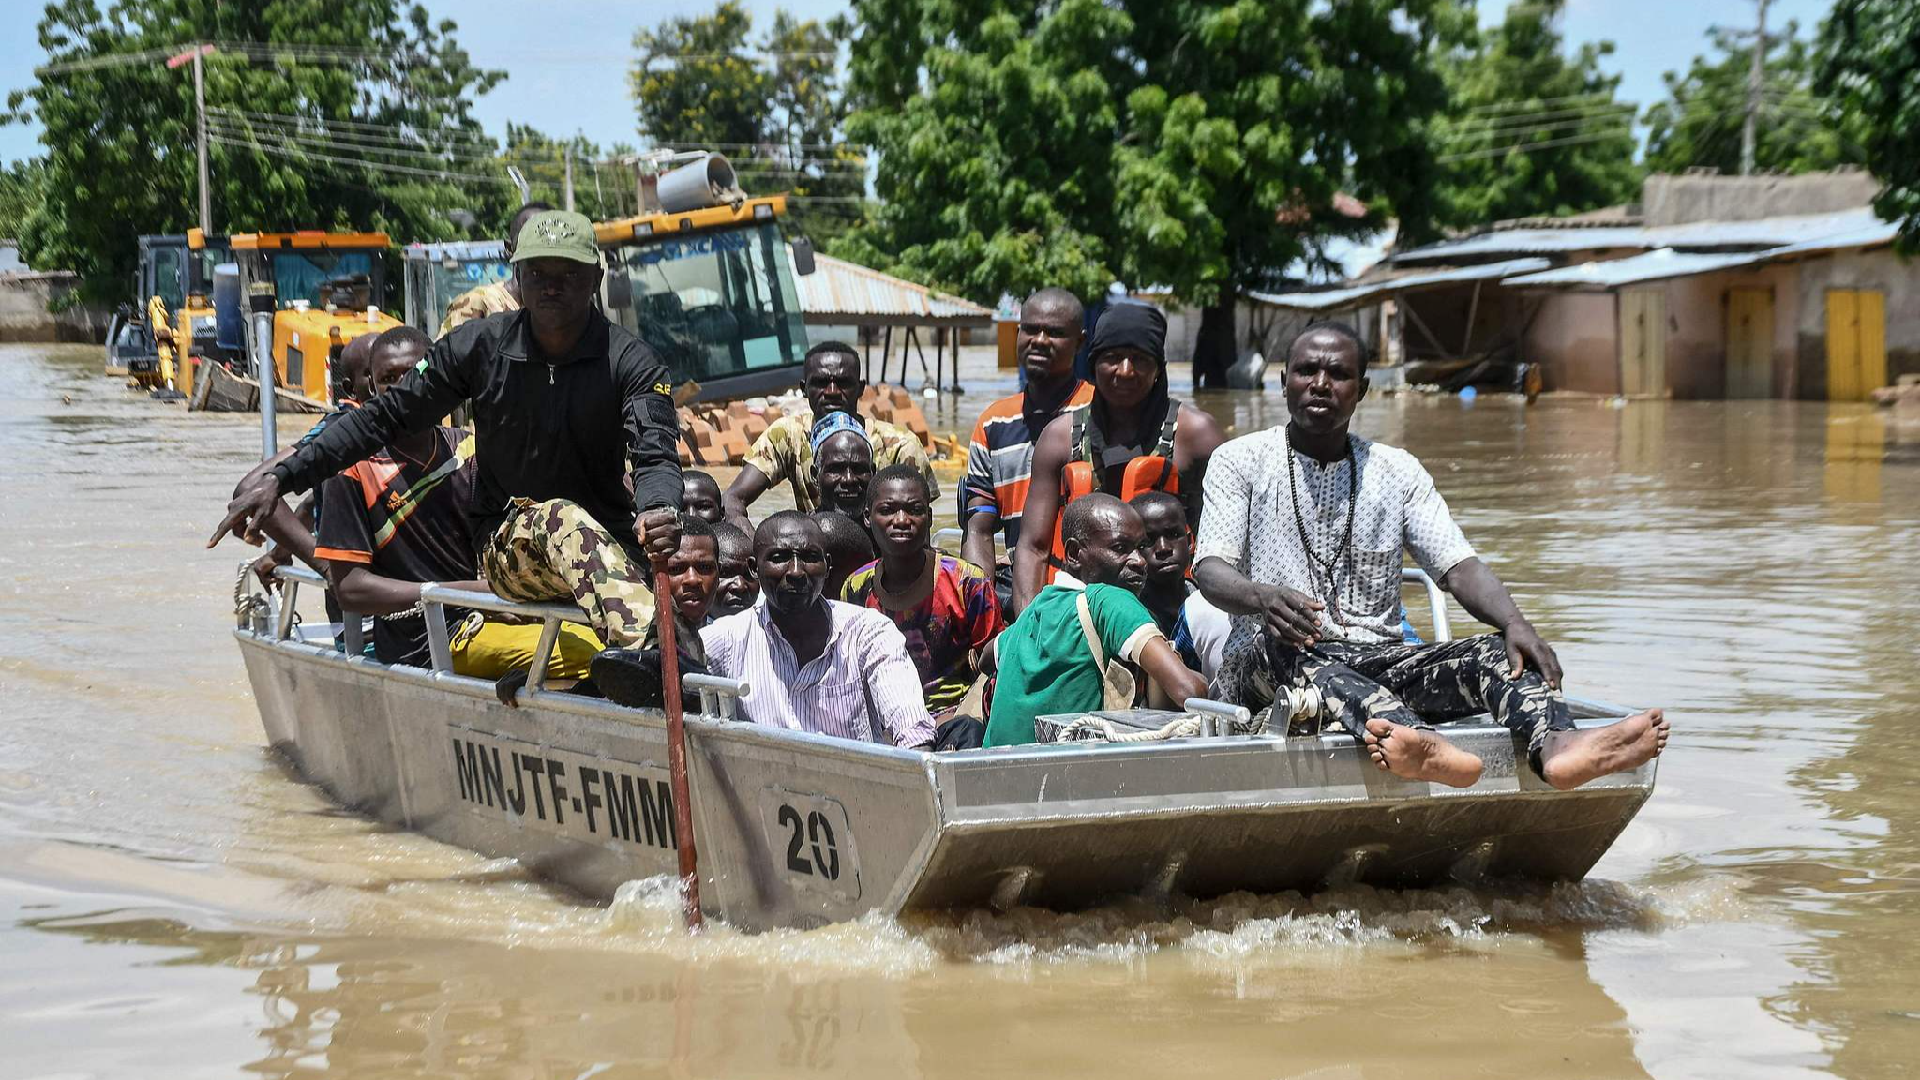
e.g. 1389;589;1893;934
192;230;404;412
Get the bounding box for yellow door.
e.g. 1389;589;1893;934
1725;288;1773;398
1858;289;1887;396
1619;289;1667;397
1825;289;1887;401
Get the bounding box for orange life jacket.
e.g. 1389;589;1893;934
1046;410;1180;582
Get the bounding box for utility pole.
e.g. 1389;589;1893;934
1740;0;1769;176
193;46;212;233
563;145;576;212
168;44;216;233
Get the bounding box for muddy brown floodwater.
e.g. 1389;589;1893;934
3;341;1918;1079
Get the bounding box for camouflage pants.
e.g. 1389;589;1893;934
480;498;655;649
1226;632;1572;775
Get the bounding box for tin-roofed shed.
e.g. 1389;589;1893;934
790;250;992;391
1250;174;1916;401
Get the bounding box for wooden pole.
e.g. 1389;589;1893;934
193;46;212;235
1461;280;1483;357
653;566;702;931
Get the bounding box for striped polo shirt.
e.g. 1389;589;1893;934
961;381;1094;547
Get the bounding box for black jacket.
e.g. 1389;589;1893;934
272;309;682;548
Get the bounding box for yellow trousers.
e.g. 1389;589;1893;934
449;618;603;681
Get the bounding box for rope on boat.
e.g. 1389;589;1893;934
1058;687;1325;744
233;559;269;623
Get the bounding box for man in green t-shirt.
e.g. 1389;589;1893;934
986;494;1208;746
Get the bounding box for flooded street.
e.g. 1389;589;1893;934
3;340;1918;1079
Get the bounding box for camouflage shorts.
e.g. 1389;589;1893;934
1219;631;1573;775
480;497;655;649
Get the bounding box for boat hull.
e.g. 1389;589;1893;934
238;629;1655;931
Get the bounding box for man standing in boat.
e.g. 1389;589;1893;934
960;287;1095;601
211;209;684;651
1193;323;1668;789
1011;301;1226;614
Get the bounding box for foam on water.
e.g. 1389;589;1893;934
288;849;1760;982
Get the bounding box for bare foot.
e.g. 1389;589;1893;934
1363;719;1484;788
1539;708;1669;790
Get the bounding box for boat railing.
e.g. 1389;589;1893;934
930;528;1453;642
253;563;752;721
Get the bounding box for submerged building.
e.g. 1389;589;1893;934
1252;170;1911;401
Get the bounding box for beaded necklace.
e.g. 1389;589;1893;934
1285;430;1359;625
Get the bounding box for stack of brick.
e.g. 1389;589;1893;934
672;384;947;466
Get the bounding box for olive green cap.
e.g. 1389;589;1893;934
510;209;600;265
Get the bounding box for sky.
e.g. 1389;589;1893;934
0;0;1838;165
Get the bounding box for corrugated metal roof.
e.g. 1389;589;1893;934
1392;207;1888;265
1502;249;1763;288
1505;215;1899;289
1247;257;1552;311
791;250;992;323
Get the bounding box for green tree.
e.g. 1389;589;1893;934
1644;22;1860;175
494;125;637;223
5;0;505;300
0;158;46;240
1817;0;1920;252
846;0;1466;385
1432;0;1641;227
761;11;862;244
630;4;862;244
630;1;766;150
1118;1;1467;383
842;0;1130;300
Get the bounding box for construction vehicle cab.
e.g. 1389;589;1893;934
597;154;813;402
230;231;403;408
109;231;231;387
403;239;509;336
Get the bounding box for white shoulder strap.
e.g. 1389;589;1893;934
1075;591;1106;668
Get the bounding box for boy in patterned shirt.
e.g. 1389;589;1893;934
841;465;1003;718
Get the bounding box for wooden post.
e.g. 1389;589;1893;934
1461;281;1483;357
1400;294;1453;359
653;567;702;931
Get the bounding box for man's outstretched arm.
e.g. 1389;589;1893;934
209;337;470;548
722;465;772;532
1440;557;1562;688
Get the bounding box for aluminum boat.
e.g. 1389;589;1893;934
233;561;1656;931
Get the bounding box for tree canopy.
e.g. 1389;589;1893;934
5;0;507;300
1817;0;1920;252
630;3;862;244
495;125;638;222
1430;0;1641;228
1644;21;1860;176
0;159;45;242
845;0;1466;384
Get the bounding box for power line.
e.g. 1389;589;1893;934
207;106;502;154
206;114;500;162
34;45;182;76
1437;128;1633;164
1460;91;1620;115
1450;101;1637;132
207;132;509;184
1446;116;1636;146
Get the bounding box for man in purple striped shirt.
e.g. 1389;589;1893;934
700;512;936;748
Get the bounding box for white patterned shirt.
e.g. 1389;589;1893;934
1195;429;1475;647
700;600;937;748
